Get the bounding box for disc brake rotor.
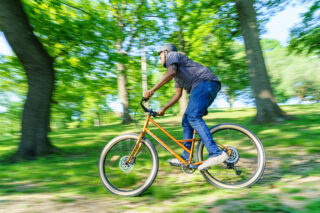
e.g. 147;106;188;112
225;146;239;164
119;156;134;172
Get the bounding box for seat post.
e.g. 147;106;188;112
193;129;197;139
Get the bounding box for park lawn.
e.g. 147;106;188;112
0;104;319;212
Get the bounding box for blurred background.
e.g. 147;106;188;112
0;0;319;212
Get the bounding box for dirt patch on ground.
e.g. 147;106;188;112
0;193;146;213
1;155;319;213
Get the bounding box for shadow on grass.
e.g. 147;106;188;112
258;156;320;187
0;104;319;202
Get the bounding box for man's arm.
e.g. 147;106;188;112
144;64;178;99
158;87;183;116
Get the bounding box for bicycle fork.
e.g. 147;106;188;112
125;115;151;165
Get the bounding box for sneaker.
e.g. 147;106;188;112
198;152;228;171
167;158;183;167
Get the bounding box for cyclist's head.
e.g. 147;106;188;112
158;44;177;67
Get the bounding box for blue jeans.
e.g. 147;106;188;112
181;80;222;160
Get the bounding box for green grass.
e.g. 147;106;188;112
281;187;302;193
0;104;320;212
303;199;320;213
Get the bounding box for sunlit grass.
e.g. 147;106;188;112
0;104;319;212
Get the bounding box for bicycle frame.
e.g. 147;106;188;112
126;114;229;166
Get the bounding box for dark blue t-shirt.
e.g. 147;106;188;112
165;52;221;93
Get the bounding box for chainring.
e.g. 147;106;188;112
182;165;196;174
181;156;197;174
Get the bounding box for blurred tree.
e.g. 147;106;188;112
141;39;150;108
235;0;291;123
107;0;151;123
171;0;190;115
0;56;25;134
185;1;249;108
289;0;320;55
0;0;57;159
104;0;164;123
262;39;320;103
0;0;163;132
21;0;117;128
166;1;240;112
166;0;249;109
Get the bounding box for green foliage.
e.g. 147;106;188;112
0;56;25;134
289;0;320;55
262;39;320;102
1;0;319;135
163;0;249;107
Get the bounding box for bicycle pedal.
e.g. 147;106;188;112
168;162;183;167
188;164;198;169
167;159;183;167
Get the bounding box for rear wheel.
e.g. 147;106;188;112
196;123;266;189
99;133;158;196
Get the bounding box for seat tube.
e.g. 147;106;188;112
188;130;197;164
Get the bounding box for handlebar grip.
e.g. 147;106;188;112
151;111;158;117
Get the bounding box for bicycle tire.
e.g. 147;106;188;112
196;123;266;189
99;133;159;196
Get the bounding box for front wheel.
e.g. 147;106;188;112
99;133;159;196
196;123;266;189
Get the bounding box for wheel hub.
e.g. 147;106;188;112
119;156;134;172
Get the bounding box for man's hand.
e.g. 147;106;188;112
157;108;166;116
144;89;154;100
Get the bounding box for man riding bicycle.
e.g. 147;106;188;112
144;44;228;170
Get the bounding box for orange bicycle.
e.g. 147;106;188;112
99;98;266;196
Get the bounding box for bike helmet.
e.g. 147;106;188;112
158;43;178;55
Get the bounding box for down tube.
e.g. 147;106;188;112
145;128;187;165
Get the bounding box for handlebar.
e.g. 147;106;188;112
140;97;159;117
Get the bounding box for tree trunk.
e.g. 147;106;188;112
117;64;133;124
141;39;149;108
116;40;133;124
235;0;291;123
0;0;57;159
225;92;235;109
177;24;189;116
179;91;188;115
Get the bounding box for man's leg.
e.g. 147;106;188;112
187;115;222;158
169;81;225;167
185;81;222;158
168;114;193;166
185;81;228;170
181;114;193;160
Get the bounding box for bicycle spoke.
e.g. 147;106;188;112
102;138;154;191
198;124;265;187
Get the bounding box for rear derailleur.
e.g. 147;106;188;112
226;162;242;176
